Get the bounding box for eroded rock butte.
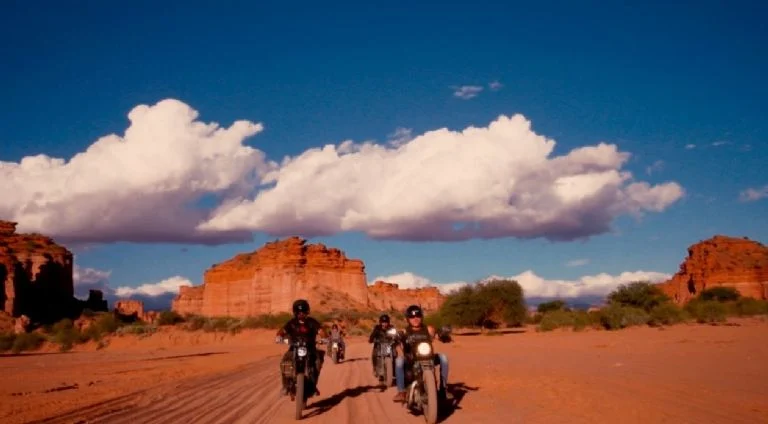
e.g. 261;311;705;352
172;236;445;317
657;235;768;303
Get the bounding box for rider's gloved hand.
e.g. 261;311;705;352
275;336;282;343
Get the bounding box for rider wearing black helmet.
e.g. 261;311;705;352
276;299;328;398
392;304;450;403
368;313;393;375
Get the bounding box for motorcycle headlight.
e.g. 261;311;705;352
416;342;432;356
386;328;397;336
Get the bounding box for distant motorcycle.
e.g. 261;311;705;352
277;336;324;420
328;336;345;364
373;327;398;386
401;332;441;424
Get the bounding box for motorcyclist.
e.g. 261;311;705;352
328;323;346;358
392;305;450;403
275;299;328;399
368;314;393;376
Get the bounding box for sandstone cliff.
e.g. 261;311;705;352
172;237;445;317
115;299;158;323
0;220;76;323
368;281;445;312
657;235;768;303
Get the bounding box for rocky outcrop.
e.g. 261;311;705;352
172;237;447;317
173;237;369;317
367;281;445;312
657;235;768;304
0;220;76;323
115;299;157;323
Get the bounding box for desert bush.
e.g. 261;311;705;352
0;333;16;352
424;311;446;329
699;286;741;302
49;319;82;351
116;324;158;337
685;299;727;324
537;300;567;314
184;315;208;331
598;305;650;330
537;310;600;332
648;303;689;326
157;311;185;326
440;279;527;328
11;332;45;353
729;298;768;316
607;281;671;312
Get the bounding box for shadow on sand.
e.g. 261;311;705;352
142;351;228;361
332;357;367;364
437;382;479;422
303;384;381;418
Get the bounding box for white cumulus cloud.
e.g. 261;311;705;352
2;99;684;244
114;276;193;297
202;113;684;241
0;99;272;244
373;270;672;299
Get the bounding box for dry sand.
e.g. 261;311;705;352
2;319;768;423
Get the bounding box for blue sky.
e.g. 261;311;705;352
1;1;766;304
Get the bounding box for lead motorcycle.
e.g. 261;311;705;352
401;332;441;424
277;336;325;420
373;327;398;386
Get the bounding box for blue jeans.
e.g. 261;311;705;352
395;353;449;392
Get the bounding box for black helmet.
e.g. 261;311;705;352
379;314;390;324
405;304;423;318
292;299;310;316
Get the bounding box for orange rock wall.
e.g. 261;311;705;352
172;237;445;317
0;221;75;323
657;235;768;303
367;281;445;312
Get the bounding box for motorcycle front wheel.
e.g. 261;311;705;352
422;370;438;424
295;373;305;420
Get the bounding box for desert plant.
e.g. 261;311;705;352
699;286;741;302
598;305;650;330
648;303;689;326
439;279;527;328
49;319;81;351
0;332;16;352
157;311;185;326
11;332;45;353
685;299;727;324
729;298;768;316
607;281;671;312
537;300;567;314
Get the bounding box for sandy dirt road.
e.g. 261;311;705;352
32;342;472;424
7;320;768;424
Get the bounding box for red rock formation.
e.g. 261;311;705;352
657;235;768;304
367;281;445;312
115;299;158;323
173;237;370;317
171;237;447;317
0;220;76;323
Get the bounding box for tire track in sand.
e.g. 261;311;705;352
34;342;460;424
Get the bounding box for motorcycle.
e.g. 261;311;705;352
328;336;345;364
277;336;324;420
402;332;441;424
373;327;398;386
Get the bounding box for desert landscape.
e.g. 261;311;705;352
2;221;768;423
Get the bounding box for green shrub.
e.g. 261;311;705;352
685;299;727;324
607;281;671;312
116;324;158;337
49;319;81;351
648;303;689;326
184;315;208;331
11;332;45;353
729;298;768;316
538;310;576;332
537;300;567;314
439;279;527;328
599;305;650;330
0;333;16;352
700;286;741;302
157;311;185;326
